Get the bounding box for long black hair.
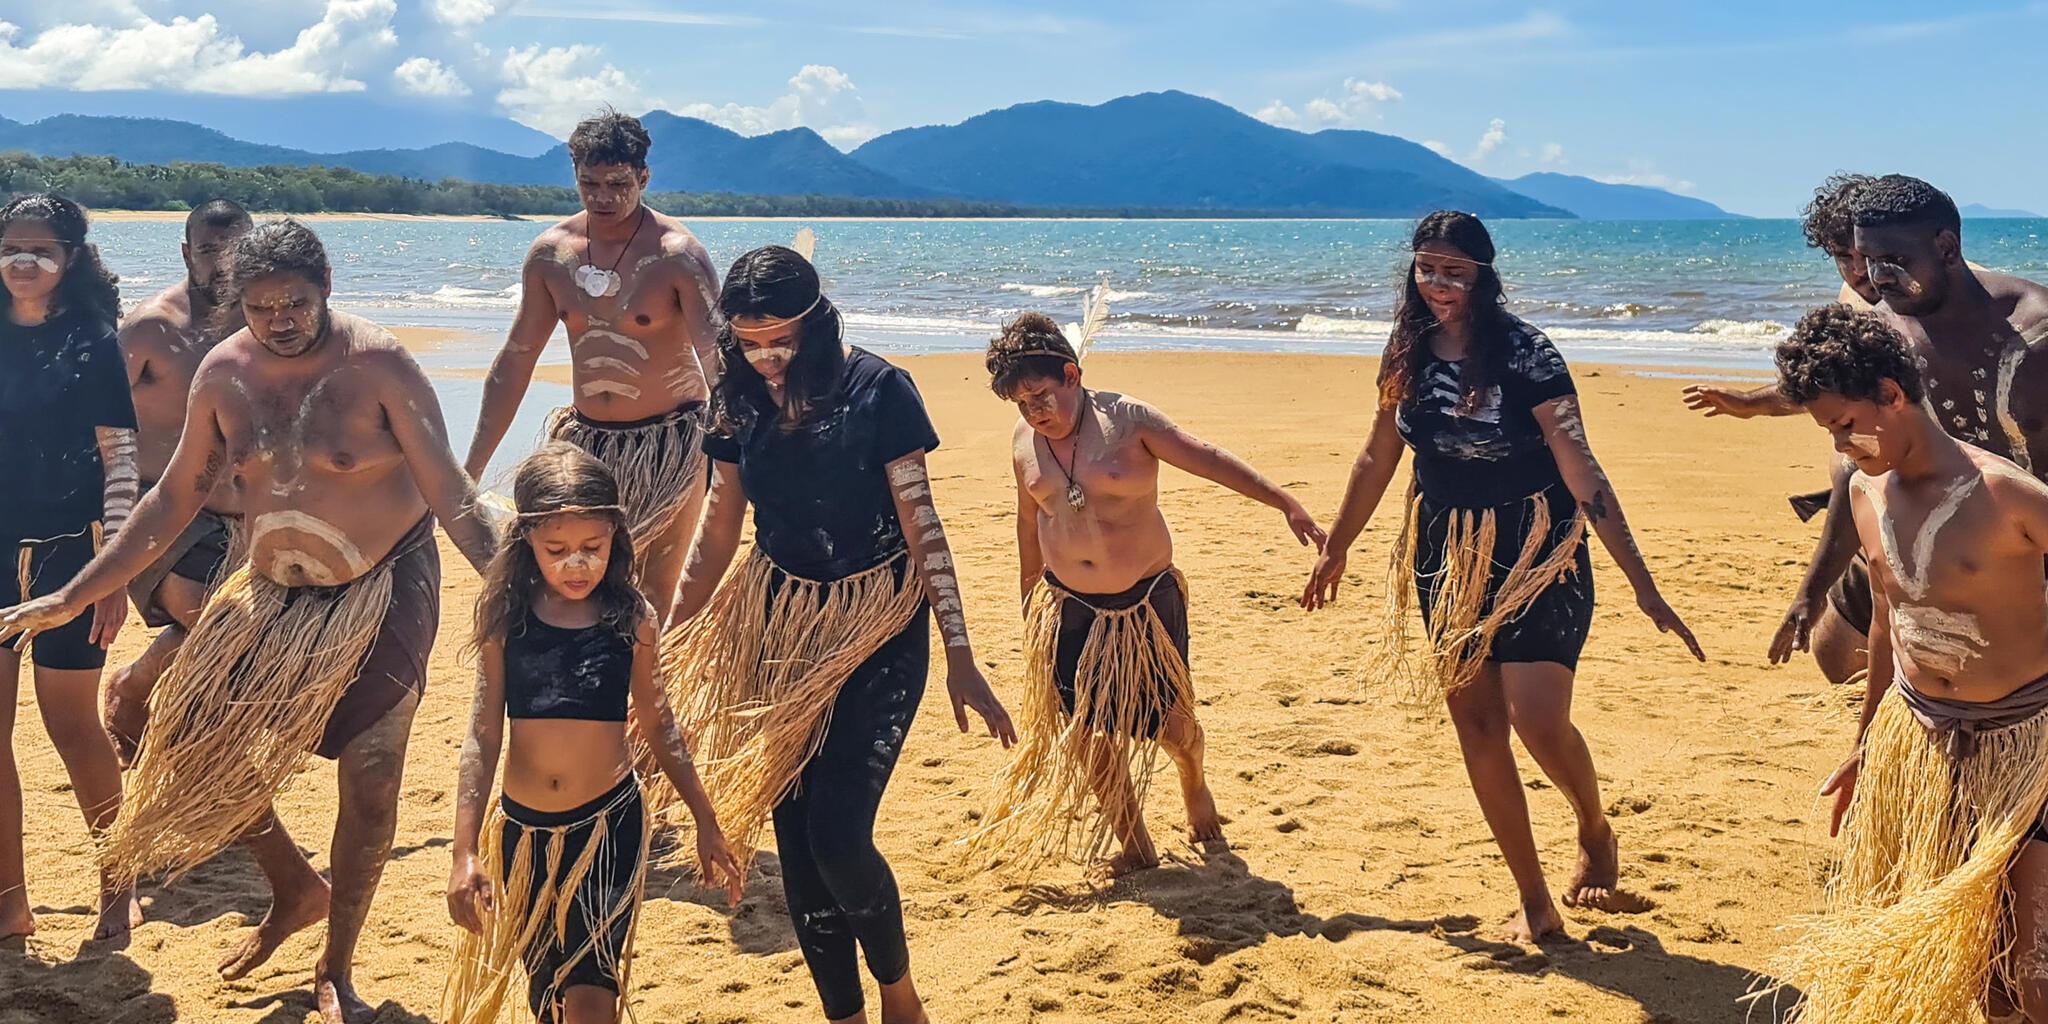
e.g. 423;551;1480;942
468;442;643;657
1378;210;1514;411
0;193;121;331
709;245;847;435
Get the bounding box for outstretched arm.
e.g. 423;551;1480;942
1301;406;1404;610
887;451;1016;747
379;349;497;572
1681;381;1799;419
1137;403;1323;548
671;460;747;624
447;644;506;933
1536;395;1704;660
465;248;559;479
628;615;742;904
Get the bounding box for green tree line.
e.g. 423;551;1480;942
0;152;1061;218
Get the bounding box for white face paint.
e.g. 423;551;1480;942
744;345;796;367
553;551;604;574
1844;432;1882;459
1414;270;1473;292
2;251;61;275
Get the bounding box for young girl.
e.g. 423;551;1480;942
1303;211;1702;943
444;442;742;1023
0;193;139;942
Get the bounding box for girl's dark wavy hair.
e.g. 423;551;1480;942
709;245;846;435
1377;210;1513;412
468;442;644;657
0;193;121;331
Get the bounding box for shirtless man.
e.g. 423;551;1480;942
466;110;720;619
1769;303;2048;1022
0;219;496;1023
1686;176;2048;689
104;198;252;764
970;313;1324;874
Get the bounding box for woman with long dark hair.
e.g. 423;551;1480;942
0;193;140;941
660;245;1014;1022
1302;211;1702;942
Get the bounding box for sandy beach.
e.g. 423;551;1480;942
1;350;1839;1023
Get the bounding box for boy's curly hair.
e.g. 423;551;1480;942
1775;303;1923;406
985;312;1077;398
1799;173;1874;252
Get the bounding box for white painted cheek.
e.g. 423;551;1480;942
744;346;795;368
1844;433;1882;458
553;552;604;574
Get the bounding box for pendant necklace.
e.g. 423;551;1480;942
574;207;648;299
1041;391;1090;511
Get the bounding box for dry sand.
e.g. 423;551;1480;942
3;351;1845;1023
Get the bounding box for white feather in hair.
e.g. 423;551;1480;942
1062;280;1111;363
791;228;817;262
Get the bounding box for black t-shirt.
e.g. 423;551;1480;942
1394;318;1577;508
703;348;941;580
0;309;136;540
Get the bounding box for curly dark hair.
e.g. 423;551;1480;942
1799;173;1874;252
1378;210;1514;411
568;108;652;170
986;312;1078;398
1850;174;1961;240
1775;304;1923;406
468;442;644;659
0;193;122;331
709;245;846;435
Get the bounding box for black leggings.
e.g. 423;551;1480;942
774;604;928;1020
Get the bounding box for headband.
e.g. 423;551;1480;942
729;293;824;331
516;503;624;521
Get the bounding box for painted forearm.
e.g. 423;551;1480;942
98;427;140;541
891;461;972;653
644;702;716;822
1797;464;1862;601
464;343;544;477
58;485;195;607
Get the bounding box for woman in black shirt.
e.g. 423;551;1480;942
1303;212;1702;944
0;193;142;942
662;245;1014;1023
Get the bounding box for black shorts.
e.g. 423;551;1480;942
1047;569;1190;738
1415;487;1595;670
1826;552;1875;635
501;774;645;1021
2;527;104;671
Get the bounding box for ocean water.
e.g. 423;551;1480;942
89;217;2048;370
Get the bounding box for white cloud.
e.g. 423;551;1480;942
1422;140;1454;159
1539;142;1567;166
0;0;397;95
1597;159;1697;194
427;0;510;30
1472;118;1506;162
1251;75;1402;130
1254;100;1302;129
393;55;469;97
673;64;879;149
495;44;655;137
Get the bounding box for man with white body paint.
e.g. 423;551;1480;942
1691;177;2048;693
0;219;497;1024
969;312;1325;876
1768;304;2048;1023
104;198;254;766
466;110;720;623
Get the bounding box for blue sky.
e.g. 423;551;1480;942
1;0;2044;215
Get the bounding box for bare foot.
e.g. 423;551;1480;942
218;881;330;980
315;970;375;1024
0;892;34;942
103;669;147;769
1504;900;1568;945
92;885;142;942
1563;823;1621;910
1101;846;1160;879
1183;782;1225;846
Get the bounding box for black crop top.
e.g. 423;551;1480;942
503;613;635;722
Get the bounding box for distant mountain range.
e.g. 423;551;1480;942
0;89;1748;219
1963;202;2043;219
